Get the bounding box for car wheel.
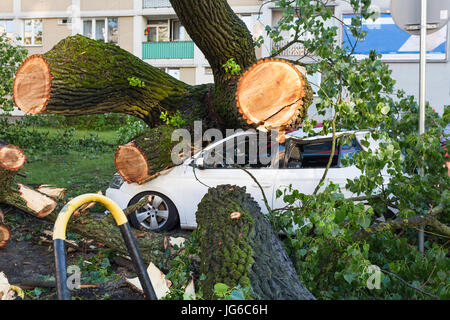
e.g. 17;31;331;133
128;191;179;232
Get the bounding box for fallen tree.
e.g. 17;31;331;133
14;45;311;184
196;185;315;300
8;0;315;298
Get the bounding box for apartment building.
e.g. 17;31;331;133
0;0;448;117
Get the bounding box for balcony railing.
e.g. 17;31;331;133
143;0;171;8
142;41;194;59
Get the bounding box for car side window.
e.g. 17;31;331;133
286;140;339;169
203;134;272;169
339;138;362;163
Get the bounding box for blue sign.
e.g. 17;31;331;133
343;13;448;61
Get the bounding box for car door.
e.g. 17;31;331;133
272;137;363;210
181;132;278;227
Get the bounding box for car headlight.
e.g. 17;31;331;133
109;173;124;189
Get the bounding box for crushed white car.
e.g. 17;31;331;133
106;129;385;231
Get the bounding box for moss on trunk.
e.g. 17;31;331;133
196;185;315;300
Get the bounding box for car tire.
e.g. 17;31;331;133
128;191;179;232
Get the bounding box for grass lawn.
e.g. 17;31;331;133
22;151;116;198
19;128;119;198
27;127;119;142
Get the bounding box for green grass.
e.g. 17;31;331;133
26;127;119;144
22;151;116;198
18;128;119;198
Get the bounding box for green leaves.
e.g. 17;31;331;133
222;58;242;76
127;76;145;88
0;33;27;112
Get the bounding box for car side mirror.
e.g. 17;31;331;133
195;157;205;169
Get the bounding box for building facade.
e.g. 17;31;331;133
0;0;448;117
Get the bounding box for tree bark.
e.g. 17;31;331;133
170;0;258;130
352;203;450;241
114;125;191;184
13;38;211;127
196;185;315;300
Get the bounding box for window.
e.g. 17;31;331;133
285;138;362;169
0;20;14;40
286;140;339;169
83;18;118;44
166;68;180;80
24;19;42;45
159;68;180;80
108;18;119;43
203;134;272;169
171;20;186;41
58;18;72;25
145;20;169;42
339;139;362;163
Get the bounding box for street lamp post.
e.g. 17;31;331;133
418;0;427;254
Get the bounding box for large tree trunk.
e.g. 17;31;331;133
170;0;258;130
13;40;210;127
196;185;315;300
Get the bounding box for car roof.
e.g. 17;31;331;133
195;128;369;155
286;128;369;141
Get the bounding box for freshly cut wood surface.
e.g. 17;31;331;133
17;183;57;218
0;145;26;171
13;55;52;115
236;58;305;129
114;125;186;184
0;224;11;249
37;185;67;200
115;142;150;184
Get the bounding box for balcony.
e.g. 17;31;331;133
142;41;194;59
143;0;171;8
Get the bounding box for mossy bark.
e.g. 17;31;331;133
196;185;315;300
0;168;55;218
31;35;210;127
0;168;24;211
171;0;258;130
115;125;192;184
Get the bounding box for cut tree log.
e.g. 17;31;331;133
196;184;315;300
114;125;189;184
12;36;210;127
236;58;308;141
0;145;57;218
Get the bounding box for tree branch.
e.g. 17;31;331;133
352;204;449;241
